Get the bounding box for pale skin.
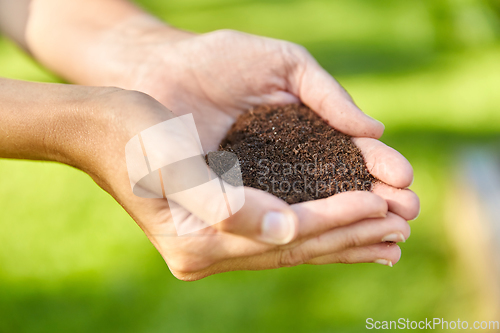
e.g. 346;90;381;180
0;0;419;280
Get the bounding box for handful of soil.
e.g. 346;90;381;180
214;104;376;204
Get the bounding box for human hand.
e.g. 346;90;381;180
23;9;419;279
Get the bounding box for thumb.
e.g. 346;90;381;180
213;186;299;245
287;45;385;138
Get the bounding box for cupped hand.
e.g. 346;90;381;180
116;28;419;215
84;29;419;280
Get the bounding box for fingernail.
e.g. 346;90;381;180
382;232;406;243
261;211;295;245
374;259;393;267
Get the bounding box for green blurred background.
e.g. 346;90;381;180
1;0;500;332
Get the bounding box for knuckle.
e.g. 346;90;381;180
333;252;352;264
277;247;308;267
209;29;241;40
289;42;308;55
285;43;309;60
344;232;363;249
282;40;308;56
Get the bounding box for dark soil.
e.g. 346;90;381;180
214;104;376;204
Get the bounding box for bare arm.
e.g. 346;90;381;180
0;77;102;164
0;0;190;85
0;78;163;187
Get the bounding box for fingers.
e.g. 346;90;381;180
372;182;420;220
213;187;299;245
290;191;388;239
286;47;384;138
170;241;403;281
306;242;402;266
165;207;409;279
351;136;419;220
192;190;388;261
193;190;389;261
277;212;409;267
352;137;414;188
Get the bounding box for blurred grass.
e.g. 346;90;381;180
1;0;500;332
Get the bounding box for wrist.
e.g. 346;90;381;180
85;16;195;89
0;79;116;166
26;0;194;87
62;88;177;194
34;85;125;170
0;80;175;197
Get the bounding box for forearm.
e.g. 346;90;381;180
0;77;112;168
1;0;192;86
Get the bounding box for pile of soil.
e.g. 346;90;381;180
215;104;376;204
